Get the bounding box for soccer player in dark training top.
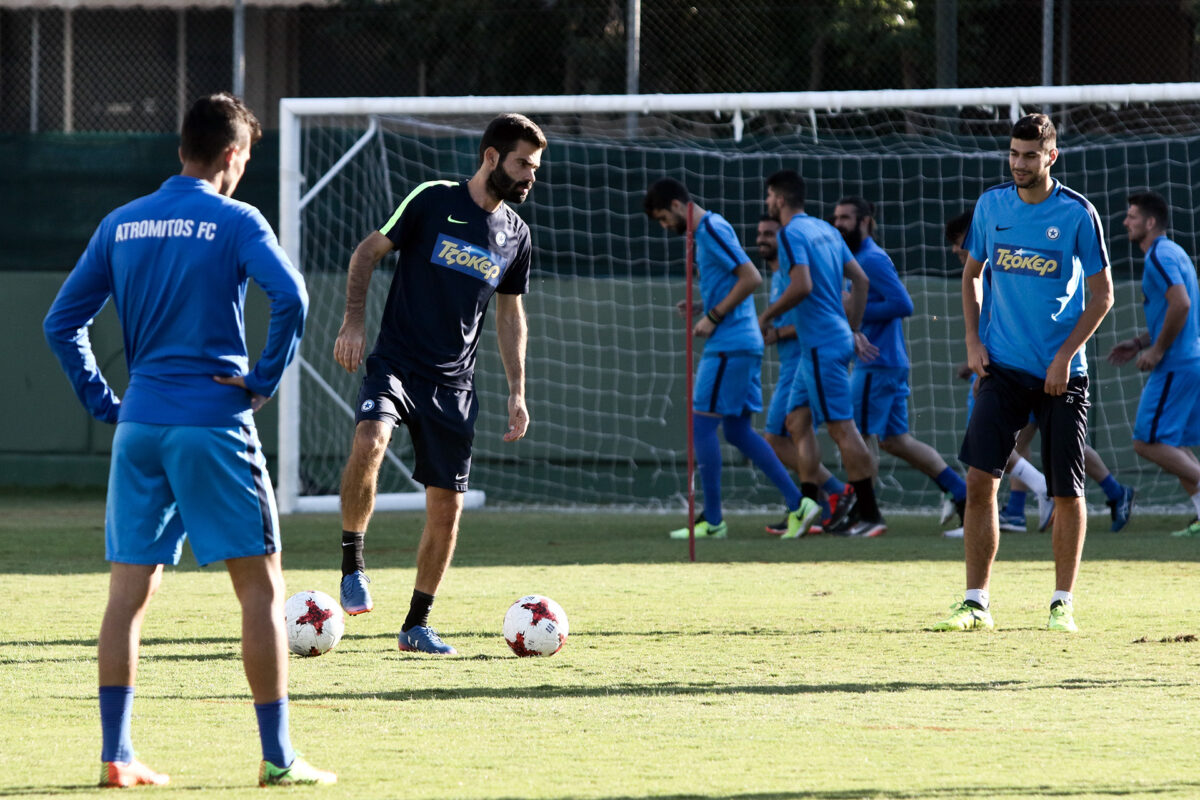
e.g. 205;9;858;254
333;113;546;655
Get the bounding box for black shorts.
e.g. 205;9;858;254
959;362;1089;497
355;355;478;492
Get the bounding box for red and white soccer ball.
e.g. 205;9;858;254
285;590;345;657
503;594;569;657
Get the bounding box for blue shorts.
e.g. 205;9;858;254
766;356;801;436
789;341;854;427
693;351;763;416
852;366;909;439
106;421;280;567
1133;364;1200;446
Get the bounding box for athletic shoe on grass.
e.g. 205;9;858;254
669;515;727;540
339;570;373;615
100;759;169;788
781;497;822;539
1108;485;1135;532
259;755;337;787
1047;601;1078;632
1171;518;1200;537
998;511;1027;532
397;625;457;655
931;600;993;631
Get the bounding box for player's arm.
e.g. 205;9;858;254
334;231;393;373
1045;268;1113;395
961;253;988;378
43;229;121;424
495;292;529;442
861;258;913;323
760;262;810;330
695;261;761;338
1136;283;1189;372
221;210;308;410
841;257;877;361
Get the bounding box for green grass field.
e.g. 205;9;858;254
4;489;1200;799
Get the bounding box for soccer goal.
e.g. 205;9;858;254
278;84;1200;514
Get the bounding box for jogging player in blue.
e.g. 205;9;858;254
934;114;1114;633
759;170;886;538
833;196;968;535
333;114;543;655
43;93;335;787
643;178;820;540
1109;191;1200;537
757;216;851;536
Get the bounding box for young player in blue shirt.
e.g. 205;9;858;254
43;93;334;787
759;171;886;538
1109;191;1200;536
334;114;544;655
643;178;821;540
935;114;1114;634
756;216;851;535
833;197;967;536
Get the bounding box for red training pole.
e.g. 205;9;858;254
684;201;696;563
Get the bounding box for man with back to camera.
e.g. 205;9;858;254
334;114;544;656
43;93;335;787
934;114;1113;633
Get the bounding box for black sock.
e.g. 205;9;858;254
800;482;820;502
341;530;365;576
850;478;881;521
401;590;435;632
964;598;986;611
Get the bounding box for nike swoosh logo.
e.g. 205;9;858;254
996;225;1013;231
447;215;468;224
455;473;469;481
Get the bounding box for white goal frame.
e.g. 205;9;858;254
276;82;1200;514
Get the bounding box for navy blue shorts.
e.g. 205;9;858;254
959;363;1088;497
355;356;478;492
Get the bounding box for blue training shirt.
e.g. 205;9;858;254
1142;235;1200;369
777;212;854;350
854;236;912;369
965;179;1109;378
44;175;307;427
695;212;762;354
768;266;801;364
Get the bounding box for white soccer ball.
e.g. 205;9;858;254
503;594;569;657
285;590;344;657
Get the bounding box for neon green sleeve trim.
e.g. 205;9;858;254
379;180;458;237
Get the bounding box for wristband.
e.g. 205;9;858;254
706;309;724;325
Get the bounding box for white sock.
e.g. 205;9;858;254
1010;457;1047;496
965;588;989;609
1190;490;1200;519
1051;590;1073;607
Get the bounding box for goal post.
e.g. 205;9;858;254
278;83;1200;515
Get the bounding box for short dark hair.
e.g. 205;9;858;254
759;214;779;225
944;206;974;243
479;113;547;165
1128;190;1170;230
837;195;876;235
1011;113;1056;148
643;177;690;217
766;170;804;208
180;93;261;165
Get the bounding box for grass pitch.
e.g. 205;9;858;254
4;488;1200;799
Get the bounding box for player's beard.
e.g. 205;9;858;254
487;164;532;204
839;227;863;252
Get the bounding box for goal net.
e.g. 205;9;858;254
278;85;1200;514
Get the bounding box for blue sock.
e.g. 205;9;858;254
935;467;967;503
254;697;296;768
1004;490;1027;516
821;475;846;496
694;414;724;525
722;413;802;510
1098;473;1122;502
99;685;135;763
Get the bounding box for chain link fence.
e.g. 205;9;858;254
2;0;1200;134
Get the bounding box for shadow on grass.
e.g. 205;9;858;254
486;785;1200;800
